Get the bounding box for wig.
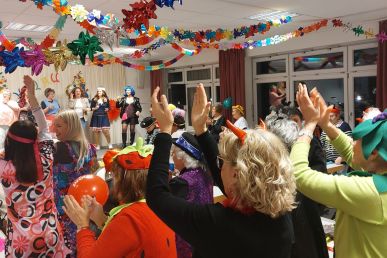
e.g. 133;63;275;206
124;86;135;96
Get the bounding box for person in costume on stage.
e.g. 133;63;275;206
0;75;70;257
63;138;177;258
68;87;90;128
169;132;213;258
146;84;295;258
291;84;387;258
90;87;112;150
52;110;97;257
0;89;20;154
232;104;248;130
116;86;142;148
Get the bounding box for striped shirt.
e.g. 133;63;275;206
320;120;352;162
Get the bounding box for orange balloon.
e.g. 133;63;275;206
68;175;109;205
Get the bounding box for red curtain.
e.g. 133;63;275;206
219;49;245;120
150;60;163;95
376;20;387;110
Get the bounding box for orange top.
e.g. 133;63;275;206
77;202;177;258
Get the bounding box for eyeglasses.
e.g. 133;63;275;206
216;156;224;170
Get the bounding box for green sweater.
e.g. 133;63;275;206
290;132;387;258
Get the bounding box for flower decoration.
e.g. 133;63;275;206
33;0;50;9
0;47;25;73
20;46;49;76
95;28;116;50
122;0;157;31
70;4;89;23
352;26;365;36
43;41;74;72
332;19;343;27
154;0;182;9
87;9;105;26
67;31;104;65
376;32;387;43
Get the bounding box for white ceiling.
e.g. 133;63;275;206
1;0;387;60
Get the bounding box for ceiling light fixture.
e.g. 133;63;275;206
248;10;299;21
5;22;53;32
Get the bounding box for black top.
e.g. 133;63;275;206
290;136;329;258
116;96;142;118
208;116;226;143
147;132;294;258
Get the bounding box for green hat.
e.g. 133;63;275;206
352;109;387;161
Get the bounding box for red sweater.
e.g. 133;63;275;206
77;202;177;258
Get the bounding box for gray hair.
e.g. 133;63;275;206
265;110;299;150
172;145;205;169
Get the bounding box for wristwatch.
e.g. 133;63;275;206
298;129;313;139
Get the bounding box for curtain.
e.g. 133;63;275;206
150;60;163;96
376;20;387;110
219;49;245;120
0;64;126;144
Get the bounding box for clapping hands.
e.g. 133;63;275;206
151;87;173;134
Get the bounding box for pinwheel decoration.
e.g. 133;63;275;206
67;31;104;65
44;40;74;72
20;46;49;76
153;0;182;9
0;47;25;74
122;0;157;31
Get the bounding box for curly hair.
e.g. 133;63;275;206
219;129;296;218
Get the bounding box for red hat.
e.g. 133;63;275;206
103;138;153;172
331;106;340;114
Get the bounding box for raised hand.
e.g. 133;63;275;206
151;87;173;134
191;83;211;135
23;75;35;96
296;83;320;125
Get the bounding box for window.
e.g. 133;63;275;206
167;71;183;83
256;59;287;75
186;67;212;82
166;64;219;128
168;84;186;106
350;75;377;126
255;81;287;119
349;43;378;72
353;48;378;67
293;52;344;72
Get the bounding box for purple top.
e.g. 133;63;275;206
175;167;213;258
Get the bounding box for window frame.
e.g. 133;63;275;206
253;54;289;80
348;42;378;72
289;47;347;76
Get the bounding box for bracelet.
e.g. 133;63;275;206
298;129;314;139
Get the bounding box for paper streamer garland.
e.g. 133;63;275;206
40;15;68;49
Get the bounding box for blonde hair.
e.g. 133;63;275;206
56;110;90;169
219;129;296;218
